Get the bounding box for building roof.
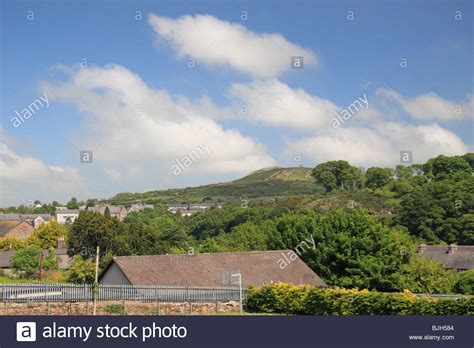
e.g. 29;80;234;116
100;250;326;288
418;245;474;270
55;209;79;215
0;214;50;221
0;220;33;237
0;249;15;268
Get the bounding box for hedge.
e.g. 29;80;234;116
245;283;474;315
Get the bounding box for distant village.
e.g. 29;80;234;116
0;201;224;240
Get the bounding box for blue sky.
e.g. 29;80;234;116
0;0;472;206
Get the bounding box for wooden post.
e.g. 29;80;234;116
189;302;192;315
39;253;43;281
93;246;99;316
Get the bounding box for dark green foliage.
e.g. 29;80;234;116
397;177;474;244
311;160;364;192
365;167;393;189
266;210;411;291
455;269;474;295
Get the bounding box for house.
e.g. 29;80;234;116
86;205;128;221
166;201;222;216
0;213;51;228
0;220;35;240
0;249;15;275
55;238;72;269
417;244;474;271
99;250;326;288
55;209;80;224
128;203;154;213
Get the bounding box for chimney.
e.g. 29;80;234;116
418;244;427;253
448;244;458;254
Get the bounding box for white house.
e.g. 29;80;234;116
55;209;79;224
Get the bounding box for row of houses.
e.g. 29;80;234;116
55;203;154;224
166;202;223;216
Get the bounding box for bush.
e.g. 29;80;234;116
11;246;58;277
67;256;96;284
104;304;124;315
455;269;474;295
246;283;473;315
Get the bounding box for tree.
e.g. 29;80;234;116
455;269;474;295
397;177;474;244
29;220;68;249
365;167;393;189
67;211;126;259
311;161;364;192
423;155;471;180
67;197;79;209
11;246;58;277
266;210;411;291
67;256;96;283
400;256;458;294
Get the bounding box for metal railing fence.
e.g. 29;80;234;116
0;283;244;303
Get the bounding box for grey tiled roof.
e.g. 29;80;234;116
418;245;474;270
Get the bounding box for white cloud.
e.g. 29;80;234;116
148;13;317;78
376;87;473;121
41;64;275;176
286;122;469;167
0;136;86;206
228;79;338;130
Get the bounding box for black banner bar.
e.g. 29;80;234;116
1;315;472;348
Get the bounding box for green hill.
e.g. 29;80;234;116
106;166;320;206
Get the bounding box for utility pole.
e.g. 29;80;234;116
93;246;99;315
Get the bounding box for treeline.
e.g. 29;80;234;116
311;153;473;244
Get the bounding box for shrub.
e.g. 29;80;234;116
67;255;96;284
104;304;124;315
246;283;473;315
455;269;474;295
11;246;58;277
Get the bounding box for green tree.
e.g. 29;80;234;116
67;211;126;259
311;160;364;192
397;177;474;244
423;155;471;181
365;167;393;189
67;255;96;283
11;246;58;277
400;256;458;294
67;197;79;209
266;210;411;291
29;220;68;249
